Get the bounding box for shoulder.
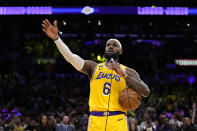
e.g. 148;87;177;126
56;124;63;130
84;60;98;73
68;125;74;128
56;124;62;127
124;66;140;80
68;125;75;129
84;60;98;67
81;60;98;77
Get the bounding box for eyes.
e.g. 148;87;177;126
106;42;118;48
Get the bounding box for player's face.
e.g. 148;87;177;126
104;40;122;61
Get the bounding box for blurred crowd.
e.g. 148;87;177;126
0;33;197;131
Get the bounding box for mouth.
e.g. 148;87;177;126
107;50;114;54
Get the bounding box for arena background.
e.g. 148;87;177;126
0;0;197;131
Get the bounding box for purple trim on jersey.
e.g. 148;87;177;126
90;111;125;116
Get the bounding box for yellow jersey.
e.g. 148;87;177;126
14;124;24;131
89;63;127;112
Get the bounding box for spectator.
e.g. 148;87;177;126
130;123;138;131
191;102;196;125
23;116;31;131
9;116;24;131
142;118;157;131
180;117;195;131
56;115;75;131
48;115;56;131
169;114;182;128
140;113;157;131
80;114;88;131
37;115;49;131
28;120;37;131
159;117;173;131
0;118;8;131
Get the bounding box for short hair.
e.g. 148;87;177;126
106;38;122;49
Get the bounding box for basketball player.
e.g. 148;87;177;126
42;19;150;131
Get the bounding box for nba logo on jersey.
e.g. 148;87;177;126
98;65;103;70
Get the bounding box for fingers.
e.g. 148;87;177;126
42;20;49;27
42;28;47;33
42;19;50;28
108;63;116;70
108;64;113;69
42;23;47;30
42;22;48;33
42;19;51;33
54;20;58;29
45;19;51;26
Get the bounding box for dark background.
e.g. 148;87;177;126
0;0;197;131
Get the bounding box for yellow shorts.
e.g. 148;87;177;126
88;113;129;131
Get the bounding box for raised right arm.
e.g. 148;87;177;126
54;37;97;78
42;19;97;78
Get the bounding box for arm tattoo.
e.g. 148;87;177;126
125;75;150;97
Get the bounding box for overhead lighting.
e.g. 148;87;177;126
88;20;91;23
63;20;66;25
98;20;102;26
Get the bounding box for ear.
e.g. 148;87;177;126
119;49;123;55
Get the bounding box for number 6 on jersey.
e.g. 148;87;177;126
103;82;111;96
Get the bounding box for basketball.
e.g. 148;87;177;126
119;88;142;110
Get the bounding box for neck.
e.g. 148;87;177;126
105;60;116;65
104;59;118;68
105;59;118;64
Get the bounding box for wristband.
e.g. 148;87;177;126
54;35;59;41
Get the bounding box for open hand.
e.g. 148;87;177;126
42;19;58;40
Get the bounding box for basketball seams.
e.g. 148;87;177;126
128;96;140;106
119;88;141;110
120;95;139;108
126;88;133;110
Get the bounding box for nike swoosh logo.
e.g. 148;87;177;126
118;118;124;121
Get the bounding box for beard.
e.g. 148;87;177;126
104;51;120;61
